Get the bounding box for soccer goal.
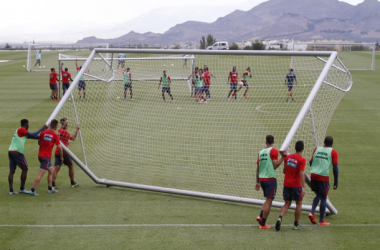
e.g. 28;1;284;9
47;49;352;215
26;43;109;72
290;42;376;71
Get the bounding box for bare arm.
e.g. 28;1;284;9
300;170;306;196
69;125;80;141
57;144;63;161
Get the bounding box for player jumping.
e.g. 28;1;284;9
235;67;252;99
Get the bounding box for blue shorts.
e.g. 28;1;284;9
283;187;303;201
202;85;210;93
63;82;70;90
38;157;52;170
8;152;28;170
162;87;171;94
260;180;277;199
242;80;249;87
195;87;203;94
311;179;330;198
288;84;293;91
54;154;72;166
78;80;86;91
230;83;237;90
50;84;57;90
124;83;132;90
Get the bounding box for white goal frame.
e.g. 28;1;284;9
47;49;353;215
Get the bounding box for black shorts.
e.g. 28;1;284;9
311;179;330;198
260;180;277;199
283;187;303;201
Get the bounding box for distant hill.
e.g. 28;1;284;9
77;0;380;45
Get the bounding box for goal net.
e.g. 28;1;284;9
26;43;109;72
47;49;352;215
290;42;376;71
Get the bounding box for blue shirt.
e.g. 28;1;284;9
286;73;296;84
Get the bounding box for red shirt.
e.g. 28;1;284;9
310;147;339;181
17;127;28;137
38;130;60;158
61;70;71;83
229;71;238;83
55;128;70;156
50;72;58;84
204;71;211;85
284;154;306;188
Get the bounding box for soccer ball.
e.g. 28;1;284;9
23;65;25;68
43;65;45;68
238;81;244;86
171;64;174;66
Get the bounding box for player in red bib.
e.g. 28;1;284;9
52;118;80;189
29;119;63;196
227;66;238;100
275;140;306;231
203;67;215;101
235;67;252;99
49;68;59;101
61;63;73;96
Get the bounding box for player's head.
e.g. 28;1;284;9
50;119;59;130
20;119;29;129
266;135;274;145
289;68;294;72
324;136;333;147
295;140;304;152
65;67;68;71
60;118;68;129
204;66;209;71
233;66;236;71
126;67;130;72
247;67;251;72
195;67;199;71
163;70;167;76
199;68;203;73
51;68;55;72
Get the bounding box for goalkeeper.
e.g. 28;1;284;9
285;68;297;102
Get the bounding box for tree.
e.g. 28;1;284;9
251;40;265;50
172;44;181;49
376;41;379;51
206;34;216;47
200;36;207;49
229;43;239;50
4;43;12;49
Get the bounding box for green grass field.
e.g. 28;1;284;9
0;50;380;249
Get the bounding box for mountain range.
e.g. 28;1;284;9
77;0;380;46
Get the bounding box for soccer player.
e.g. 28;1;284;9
203;67;215;101
34;50;41;68
29;119;63;196
49;68;59;101
285;68;298;102
117;53;126;69
8;119;46;195
76;60;87;99
308;136;339;226
192;71;205;103
275;140;306;231
255;135;286;229
227;66;238;100
182;54;188;67
61;63;73;96
52;118;80;189
187;67;198;97
235;67;252;99
123;67;133;100
158;70;174;102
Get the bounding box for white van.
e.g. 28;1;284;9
207;42;229;50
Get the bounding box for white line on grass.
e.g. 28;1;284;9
1;224;380;228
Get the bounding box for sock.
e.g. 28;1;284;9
294;221;299;227
52;181;55;187
311;196;321;214
31;188;35;192
261;218;267;226
48;186;52;191
260;210;263;218
279;215;283;220
10;187;14;193
320;197;327;222
71;180;75;185
20;186;24;191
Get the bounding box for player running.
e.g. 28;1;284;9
8;119;46;195
227;66;239;100
76;60;87;99
117;53;126;69
285;68;297;102
49;68;59;101
61;63;73;96
52;118;80;189
235;67;252;99
203;67;215;101
29;119;63;196
123;68;133;100
158;70;174;102
255;135;286;229
308;136;339;226
275;140;306;231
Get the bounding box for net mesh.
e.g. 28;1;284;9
55;50;351;207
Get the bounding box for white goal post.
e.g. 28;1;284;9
46;49;352;215
26;43;109;72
